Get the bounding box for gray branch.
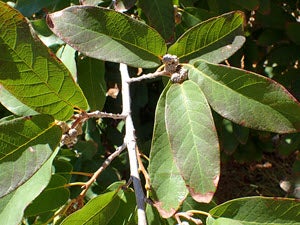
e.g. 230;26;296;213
120;63;147;225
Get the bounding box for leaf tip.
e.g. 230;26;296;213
188;175;219;203
152;201;177;218
189;189;214;203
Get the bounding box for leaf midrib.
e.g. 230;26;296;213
0;122;57;161
0;28;74;110
56;19;164;58
188;64;292;123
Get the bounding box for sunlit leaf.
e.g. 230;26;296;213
188;61;300;133
0;148;59;225
207;196;300;224
0;114;61;197
149;84;188;218
168;11;245;64
0;3;88;121
61;190;120;225
47;6;167;68
165;80;219;203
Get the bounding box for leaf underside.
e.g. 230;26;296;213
165;80;220;203
149;84;188;218
188;61;300;133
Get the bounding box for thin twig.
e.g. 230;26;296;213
85;110;126;120
128;70;170;83
65;182;86;188
70;171;93;177
136;146;151;190
175;211;203;225
174;210;211;225
73;110;126;121
120;63;148;225
79;143;126;197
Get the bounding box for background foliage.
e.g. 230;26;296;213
1;0;300;224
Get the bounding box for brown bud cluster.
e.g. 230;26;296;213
162;54;188;84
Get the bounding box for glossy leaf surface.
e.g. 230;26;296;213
77;57;106;111
61;190;120;225
168;11;245;64
165;80;219;203
47;6;167;68
207;197;300;224
188;61;300;133
0;3;88;121
0;148;59;225
149;84;188;218
0;115;61;197
138;0;174;40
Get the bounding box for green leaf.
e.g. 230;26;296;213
286;22;300;45
188;61;300;133
168;11;245;64
0;86;39;116
77;57;107;111
56;44;77;79
208;196;300;224
138;0;174;40
61;190;120;225
207;216;243;225
149;84;188;218
165;80;219;203
0;114;62;197
30;18;53;37
181;7;217;28
24;174;70;216
53;159;73;182
47;6;167;68
0;2;88;121
15;0;53;17
106;189;136;225
0;147;59;225
146;204;166;225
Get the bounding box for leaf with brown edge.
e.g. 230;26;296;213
165;80;220;203
188;60;300;133
149;83;188;218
